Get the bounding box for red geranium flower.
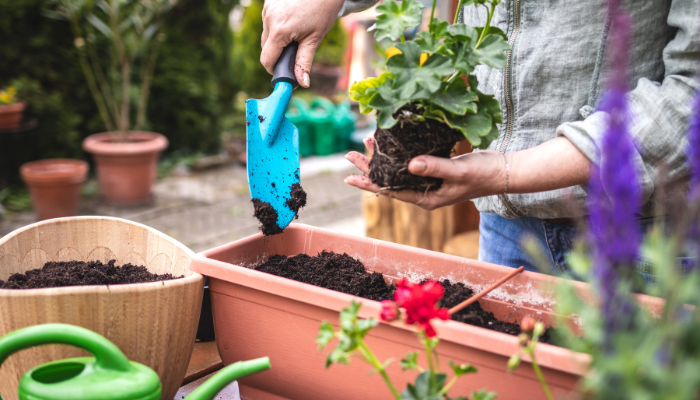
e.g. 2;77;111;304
380;300;399;321
393;279;449;337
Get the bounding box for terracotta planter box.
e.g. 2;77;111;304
191;224;594;400
0;217;203;400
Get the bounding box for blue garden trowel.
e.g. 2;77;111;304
247;42;304;235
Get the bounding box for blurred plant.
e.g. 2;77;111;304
314;20;348;67
585;0;641;347
0;187;33;214
0;86;18;105
507;316;553;400
44;0;177;141
317;280;498;400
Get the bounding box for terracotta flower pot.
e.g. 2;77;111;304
82;131;168;205
20;159;88;221
0;216;203;400
0;102;26;129
192;224;630;400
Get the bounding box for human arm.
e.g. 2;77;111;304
557;0;700;203
345;136;590;210
260;0;380;88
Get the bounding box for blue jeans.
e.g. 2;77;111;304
478;212;694;285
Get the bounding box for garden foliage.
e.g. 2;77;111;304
0;0;236;183
350;0;508;149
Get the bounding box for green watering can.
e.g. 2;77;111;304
0;324;270;400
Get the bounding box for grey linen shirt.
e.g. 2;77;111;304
343;0;700;219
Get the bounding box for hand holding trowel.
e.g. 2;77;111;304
247;42;307;236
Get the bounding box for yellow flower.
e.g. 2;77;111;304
385;46;402;59
385;47;429;67
419;53;428;66
0;87;16;105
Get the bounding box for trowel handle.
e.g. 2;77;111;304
0;324;132;373
271;41;299;89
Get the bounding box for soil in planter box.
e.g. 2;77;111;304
254;251;395;301
368;105;463;192
252;183;307;236
0;260;183;289
254;251;559;344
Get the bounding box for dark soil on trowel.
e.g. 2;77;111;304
252;183;307;236
255;251;559;344
0;260;182;289
368;104;463;192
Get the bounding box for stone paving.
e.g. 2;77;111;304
0;155;366;253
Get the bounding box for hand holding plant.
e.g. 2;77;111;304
317;279;498;400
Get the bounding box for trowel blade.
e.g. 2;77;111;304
246;96;300;231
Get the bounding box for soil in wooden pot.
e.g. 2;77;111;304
252;183;307;236
253;251;560;344
369;105;463;192
0;260;183;289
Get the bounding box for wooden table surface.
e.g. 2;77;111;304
182;341;224;386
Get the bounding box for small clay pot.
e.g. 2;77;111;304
82;131;168;206
0;102;27;129
20;159;88;221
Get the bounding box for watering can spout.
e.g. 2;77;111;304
185;357;272;400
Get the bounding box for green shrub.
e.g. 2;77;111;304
314;20;348;67
0;0;236;184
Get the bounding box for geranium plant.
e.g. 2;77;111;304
350;0;508;192
317;279;498;400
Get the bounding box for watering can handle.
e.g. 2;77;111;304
185;357;271;400
271;41;299;89
0;324;132;373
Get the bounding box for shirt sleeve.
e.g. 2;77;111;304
556;0;700;205
338;0;380;17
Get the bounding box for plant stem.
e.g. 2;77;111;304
358;340;401;399
530;354;554;400
453;0;466;24
423;336;438;390
135;34;163;130
429;0;437;33
440;376;459;395
86;32;119;126
70;22;115;131
475;3;496;49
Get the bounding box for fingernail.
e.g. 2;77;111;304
302;72;310;87
410;160;426;173
344;177;351;184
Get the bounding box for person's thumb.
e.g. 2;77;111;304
408;156;461;180
294;37;320;88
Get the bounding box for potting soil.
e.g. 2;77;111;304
368;104;463;192
252;183;307;236
0;260;183;289
255;251;558;344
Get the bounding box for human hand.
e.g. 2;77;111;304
344;136;506;210
261;0;345;88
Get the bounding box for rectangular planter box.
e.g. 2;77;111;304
190;224;591;400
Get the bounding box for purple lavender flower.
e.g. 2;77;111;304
587;1;640;337
687;92;700;199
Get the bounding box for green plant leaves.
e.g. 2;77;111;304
472;34;510;69
316;321;335;349
430;79;478;115
369;0;423;42
470;389;499;400
387;42;452;100
318;301;380;368
449;360;478;377
350;72;394;114
400;371;448;400
401;352;420;371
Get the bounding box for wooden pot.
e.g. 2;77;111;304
191;224;604;400
0;216;203;400
82;131;168;206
